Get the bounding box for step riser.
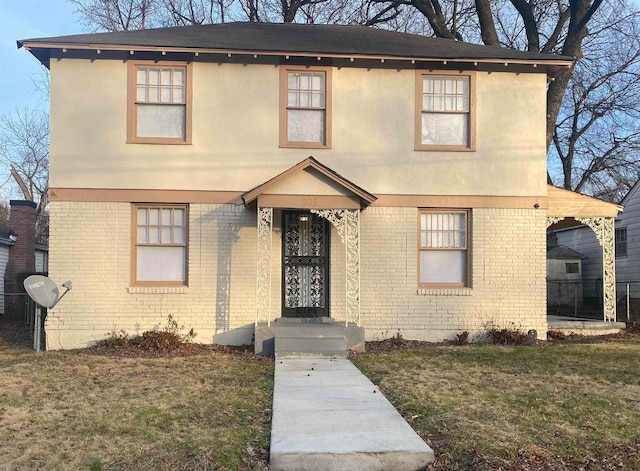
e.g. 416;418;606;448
255;321;365;356
274;320;348;358
275;337;347;359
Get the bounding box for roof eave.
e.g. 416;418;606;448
18;40;573;76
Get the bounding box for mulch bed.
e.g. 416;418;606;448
86;342;259;358
3;320;639;358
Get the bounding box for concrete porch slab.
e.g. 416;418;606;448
547;315;626;336
270;359;435;471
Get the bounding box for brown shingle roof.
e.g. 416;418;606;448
19;22;572;70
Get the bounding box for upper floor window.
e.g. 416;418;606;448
415;71;475;151
565;262;580;274
127;62;192;144
616;227;627;257
280;67;332;149
133;204;188;286
419;210;470;287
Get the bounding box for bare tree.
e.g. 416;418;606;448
71;0;163;31
550;7;640;201
161;0;234;24
0;109;50;241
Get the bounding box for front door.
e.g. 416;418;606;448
282;212;330;318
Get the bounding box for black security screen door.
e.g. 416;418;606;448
282;212;330;318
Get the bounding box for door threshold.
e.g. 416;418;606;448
277;317;335;323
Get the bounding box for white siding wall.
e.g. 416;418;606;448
614;185;640;292
0;245;10;315
555;227;602;298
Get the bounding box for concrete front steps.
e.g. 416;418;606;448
255;317;365;356
274;318;347;359
270;358;435;471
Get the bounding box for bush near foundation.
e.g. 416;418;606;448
96;315;196;353
483;323;533;346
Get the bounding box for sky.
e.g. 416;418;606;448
0;0;83;118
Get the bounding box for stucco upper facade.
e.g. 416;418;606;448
49;58;548;197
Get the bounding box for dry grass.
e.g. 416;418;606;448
0;323;273;471
353;336;640;471
3;320;640;471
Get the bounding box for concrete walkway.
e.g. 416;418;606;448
270;358;435;471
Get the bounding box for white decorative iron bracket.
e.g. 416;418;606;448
546;216;565;228
256;207;273;326
576;217;616;322
311;209;361;326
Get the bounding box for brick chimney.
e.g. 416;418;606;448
5;200;37;298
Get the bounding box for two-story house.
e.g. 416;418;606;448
18;22;620;351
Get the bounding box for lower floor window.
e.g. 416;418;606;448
419;210;469;287
133;204;187;285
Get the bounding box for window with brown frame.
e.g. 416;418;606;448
415;71;475;151
280;67;332;148
127;62;192;144
133;204;188;285
418;210;470;287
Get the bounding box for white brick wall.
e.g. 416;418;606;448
360;207;548;341
46;203;547;349
46;201;258;349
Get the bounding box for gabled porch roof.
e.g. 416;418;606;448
242;157;377;210
547;185;622;219
546;185;623;324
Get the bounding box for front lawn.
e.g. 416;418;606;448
2;322;639;471
0;324;273;471
353;334;640;470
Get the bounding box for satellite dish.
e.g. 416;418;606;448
24;275;60;308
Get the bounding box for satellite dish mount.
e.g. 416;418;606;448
23;275;72;352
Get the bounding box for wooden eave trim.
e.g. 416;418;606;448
242;158;376;207
50;188;552;209
257;194;361;209
374;194;547;209
21;41;573;74
49;188;243;204
546;185;623;218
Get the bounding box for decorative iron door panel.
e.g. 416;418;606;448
282;212;330;318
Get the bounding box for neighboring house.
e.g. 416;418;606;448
18;23;619;351
0;200;49;317
555;179;640;306
35;243;48;273
0;223;16;316
546;243;587;311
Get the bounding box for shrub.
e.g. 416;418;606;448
95;316;196;352
454;331;470;345
483;323;533;346
547;330;567;340
99;329;130;348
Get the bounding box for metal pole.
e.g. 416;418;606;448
627;283;631;322
574;282;578;318
33;305;41;352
